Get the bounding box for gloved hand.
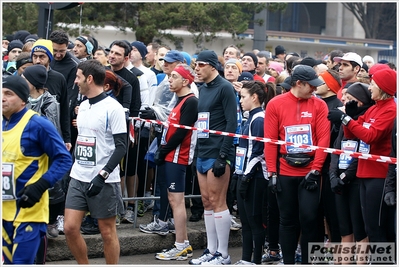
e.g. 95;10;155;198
230;173;239;195
17;178;50;208
330;172;345;194
154;148;167;166
268;173;281;194
384;192;396;206
212;155;227;177
86;174;105;197
345;100;358;118
139;107;156;120
327;109;345;124
239;175;252;200
300;170;320;191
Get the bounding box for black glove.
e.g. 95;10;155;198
86;174;105;197
268;173;281;194
345;100;358;118
239;175;252;200
139;107;156;120
327;109;345;124
300;170;320;191
212;155;227;177
384;192;396;206
154;148;167;166
230;173;239;195
17;178;50;208
330;172;345;194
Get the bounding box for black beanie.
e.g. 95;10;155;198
23;65;48;89
275;45;286;56
196;50;219;69
7;40;23;53
243;52;258;67
24;34;39;44
3;34;14;42
2;75;30;102
16;54;33;70
346;82;372;105
13;30;31;43
131;41;147;59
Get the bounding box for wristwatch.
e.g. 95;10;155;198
342;115;352;126
310;170;320;175
99;170;110;180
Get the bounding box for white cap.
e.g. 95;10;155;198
333;52;362;67
362;55;374;64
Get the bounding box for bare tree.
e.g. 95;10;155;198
342;3;396;40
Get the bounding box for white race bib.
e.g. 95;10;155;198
359;123;371;154
197;112;210;138
285;124;313;154
2;163;16;200
235;147;246;174
75;135;97;166
338;140;358;169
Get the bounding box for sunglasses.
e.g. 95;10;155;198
195;61;210;68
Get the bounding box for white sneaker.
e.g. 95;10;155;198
144;192;154;210
56;215;64;234
234;259;255;265
230;215;242;231
155;245;188;261
202;252;231;265
122;207;135;223
188;248;214;265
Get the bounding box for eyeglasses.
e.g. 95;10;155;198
195;61;210;68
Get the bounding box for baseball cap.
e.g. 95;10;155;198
238;72;254;82
278;76;292;90
291;65;324;87
160;50;184;63
333;52;362;67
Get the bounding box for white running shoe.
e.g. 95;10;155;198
56;215;64;234
188;248;214;265
155;245;188;261
230;215;242;231
234;259;256;265
202;251;231;265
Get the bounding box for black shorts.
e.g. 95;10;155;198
164;161;186;193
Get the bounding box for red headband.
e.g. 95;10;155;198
173;65;194;84
319;71;341;94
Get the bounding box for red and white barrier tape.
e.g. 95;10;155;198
131;117;397;165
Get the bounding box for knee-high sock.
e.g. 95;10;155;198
214;209;231;258
204;210;217;254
